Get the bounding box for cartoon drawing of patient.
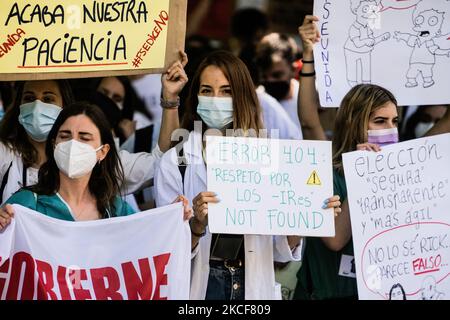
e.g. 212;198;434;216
420;276;445;300
344;0;391;87
394;0;450;88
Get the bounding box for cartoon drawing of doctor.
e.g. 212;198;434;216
344;0;391;87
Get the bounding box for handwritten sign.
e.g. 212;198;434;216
343;133;450;300
206;136;334;236
313;0;450;107
0;0;187;80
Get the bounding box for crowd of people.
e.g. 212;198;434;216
0;7;449;300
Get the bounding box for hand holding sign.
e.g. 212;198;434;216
325;195;342;217
192;191;219;227
190;191;217;239
172;195;194;221
298;15;320;55
161;51;189;102
0;204;14;230
356;143;382;152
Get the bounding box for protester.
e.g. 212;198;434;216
154;50;341;300
295;15;450;300
0;102;191;228
255;32;303;132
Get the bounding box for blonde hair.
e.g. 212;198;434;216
332;84;397;173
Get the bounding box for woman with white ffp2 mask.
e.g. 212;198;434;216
1;102;131;221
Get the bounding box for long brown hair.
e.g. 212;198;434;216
332;84;397;173
30;101;124;218
181;50;263;133
0;80;74;167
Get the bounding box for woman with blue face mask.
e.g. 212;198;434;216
154;50;341;300
0;52;189;205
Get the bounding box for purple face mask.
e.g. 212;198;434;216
367;127;399;147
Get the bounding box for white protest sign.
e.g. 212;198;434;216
313;0;450;107
343;133;450;300
0;203;190;300
206;136;334;236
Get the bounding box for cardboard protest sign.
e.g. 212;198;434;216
0;0;187;80
206;136;334;236
0;203;190;300
313;0;450;107
343;133;450;300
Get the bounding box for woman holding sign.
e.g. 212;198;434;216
0;52;188;205
295;15;449;300
0;101;192;223
295;14;401;300
154;50;341;300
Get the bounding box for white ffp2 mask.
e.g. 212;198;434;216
54;139;104;179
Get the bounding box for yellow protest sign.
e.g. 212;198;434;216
0;0;187;80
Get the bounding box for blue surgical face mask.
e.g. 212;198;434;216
18;100;62;142
197;96;233;129
367;127;399;147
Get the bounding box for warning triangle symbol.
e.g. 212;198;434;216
306;170;321;185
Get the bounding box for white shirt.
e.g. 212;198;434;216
154;131;303;300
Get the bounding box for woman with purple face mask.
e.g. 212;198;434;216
295;15;448;300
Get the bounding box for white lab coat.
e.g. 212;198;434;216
154;131;303;300
257;90;303;140
0;142;162;204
